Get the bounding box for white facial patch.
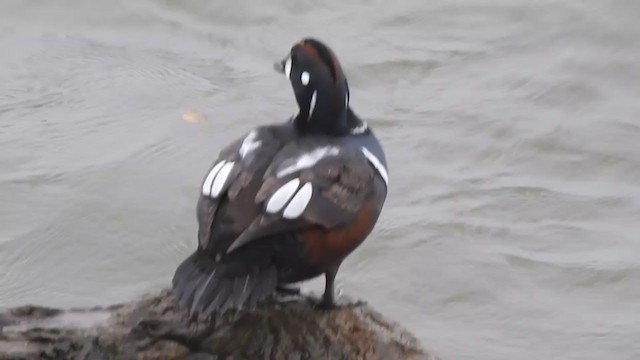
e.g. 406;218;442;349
265;178;300;214
308;91;317;120
210;161;235;198
283;182;313;219
277;146;340;178
202;161;227;197
301;71;310;86
239;130;262;158
361;147;389;186
284;57;292;79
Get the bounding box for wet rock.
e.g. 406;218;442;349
0;289;437;360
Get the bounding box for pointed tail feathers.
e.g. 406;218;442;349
172;251;278;315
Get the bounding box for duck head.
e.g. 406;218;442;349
275;38;354;136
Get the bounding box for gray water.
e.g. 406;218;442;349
1;0;639;359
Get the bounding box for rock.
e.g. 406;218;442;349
0;290;437;360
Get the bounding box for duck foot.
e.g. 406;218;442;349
276;284;301;296
274;285;304;304
312;296;367;310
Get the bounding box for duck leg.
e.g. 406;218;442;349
315;263;368;309
317;264;340;309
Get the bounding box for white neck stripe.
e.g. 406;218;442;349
308;91;317;120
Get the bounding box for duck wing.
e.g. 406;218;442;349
196;124;294;253
225;137;389;254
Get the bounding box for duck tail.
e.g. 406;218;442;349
172;250;278;316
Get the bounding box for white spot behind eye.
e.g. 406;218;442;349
301;71;310;85
284;57;292;79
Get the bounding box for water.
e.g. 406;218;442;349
1;0;639;359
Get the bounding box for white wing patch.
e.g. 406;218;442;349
264;179;313;219
361;147;389;186
201;161;235;198
277;146;340;178
239;130;262;158
265;178;300;213
211;161;235;197
283;182;313;219
202;161;227;197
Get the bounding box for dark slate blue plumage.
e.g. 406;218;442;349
172;38;388;315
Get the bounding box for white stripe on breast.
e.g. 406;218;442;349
351;121;368;134
361;147;389;186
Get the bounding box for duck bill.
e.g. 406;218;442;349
273;59;285;74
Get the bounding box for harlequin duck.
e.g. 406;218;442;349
172;38;389;315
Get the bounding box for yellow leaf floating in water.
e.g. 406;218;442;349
182;110;206;124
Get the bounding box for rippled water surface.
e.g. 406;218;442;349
1;1;639;359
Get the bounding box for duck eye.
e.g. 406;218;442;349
300;71;310;86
